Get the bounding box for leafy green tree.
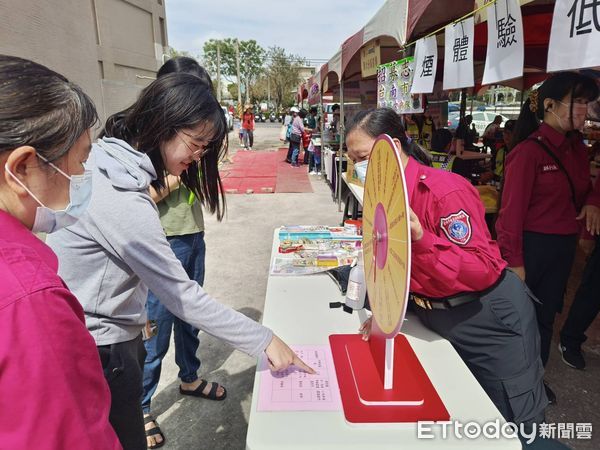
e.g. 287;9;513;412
203;39;265;102
265;46;305;111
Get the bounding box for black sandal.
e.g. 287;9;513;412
144;414;165;449
179;379;227;401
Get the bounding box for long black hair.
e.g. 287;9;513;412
512;72;599;149
346;108;432;166
0;55;97;162
101;72;228;220
157;56;214;92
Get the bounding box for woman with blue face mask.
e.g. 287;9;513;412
0;55;121;449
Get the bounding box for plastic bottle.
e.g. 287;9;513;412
345;251;366;310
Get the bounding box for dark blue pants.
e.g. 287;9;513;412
141;232;206;414
560;235;600;349
290;140;301;165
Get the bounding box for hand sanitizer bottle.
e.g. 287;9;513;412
345;251;366;310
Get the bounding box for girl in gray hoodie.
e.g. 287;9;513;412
47;73;313;450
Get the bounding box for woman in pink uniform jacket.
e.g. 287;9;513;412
0;55;121;449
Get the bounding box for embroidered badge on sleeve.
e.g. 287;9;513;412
440;210;472;245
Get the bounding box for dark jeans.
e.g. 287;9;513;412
523;231;578;366
290;139;301;164
141;232;206;414
560;235;600;349
98;335;147;450
243;129;254;148
414;270;547;426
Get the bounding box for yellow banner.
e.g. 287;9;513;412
361;40;381;78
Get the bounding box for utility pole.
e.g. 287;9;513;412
216;43;221;103
267;75;271;106
235;39;242;114
246;74;250;104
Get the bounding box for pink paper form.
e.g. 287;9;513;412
257;345;342;411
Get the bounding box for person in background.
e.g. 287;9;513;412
46;73;314;450
0;55;120;450
419;115;436;150
347;108;554;448
483;115;504;154
290;108;306;167
139;56;225;449
330;103;340;134
405;114;421;143
492;119;516;186
429;128;455;171
285;106;299;163
307;107;321;175
242;104;255;151
455;114;475;150
496;72;600;405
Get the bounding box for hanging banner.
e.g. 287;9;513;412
307;81;320;105
361;40;381;78
443;17;475;90
483;0;524;85
377;57;424;114
474;0;535;24
547;0;600;72
411;36;438;94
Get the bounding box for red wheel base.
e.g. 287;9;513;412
329;334;450;424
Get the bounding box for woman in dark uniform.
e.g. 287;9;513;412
496;73;600;403
347;108;556;447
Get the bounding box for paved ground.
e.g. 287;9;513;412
151;122;599;450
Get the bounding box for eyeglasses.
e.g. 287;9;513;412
176;129;214;161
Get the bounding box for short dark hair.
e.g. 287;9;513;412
332;104;340;112
431;128;453;153
101;73;228;220
346;108;432;166
0;55;97;161
299;108;308;119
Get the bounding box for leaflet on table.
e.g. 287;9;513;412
257;345;342;412
270;250;357;276
279;225;362;242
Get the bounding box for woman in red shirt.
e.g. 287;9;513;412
0;56;120;449
496;72;600;403
242;104;255;150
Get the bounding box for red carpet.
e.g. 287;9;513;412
220;149;312;194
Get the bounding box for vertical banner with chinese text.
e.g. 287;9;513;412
377;58;424;114
443;17;475;90
483;0;524;85
548;0;600;71
411;36;438;94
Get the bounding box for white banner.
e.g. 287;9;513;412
411;36;438;94
547;0;600;72
483;0;524;85
443;17;475;90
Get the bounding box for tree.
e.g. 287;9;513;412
166;46;194;59
203;39;265;103
265;46;305;111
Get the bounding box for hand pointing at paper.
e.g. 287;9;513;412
265;335;316;374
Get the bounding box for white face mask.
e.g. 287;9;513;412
550;100;588;132
354;160;369;184
5;155;93;233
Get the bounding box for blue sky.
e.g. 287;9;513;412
165;0;386;66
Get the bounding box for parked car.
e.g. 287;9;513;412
447;111;509;136
221;106;233;131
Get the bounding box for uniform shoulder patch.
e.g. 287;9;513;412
440;209;472;245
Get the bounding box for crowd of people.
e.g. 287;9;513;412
0;55;315;450
1;49;599;450
348;72;600;448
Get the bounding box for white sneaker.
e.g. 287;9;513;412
309;171;316;175
316;171;321;175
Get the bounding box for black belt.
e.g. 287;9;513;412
411;269;507;311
